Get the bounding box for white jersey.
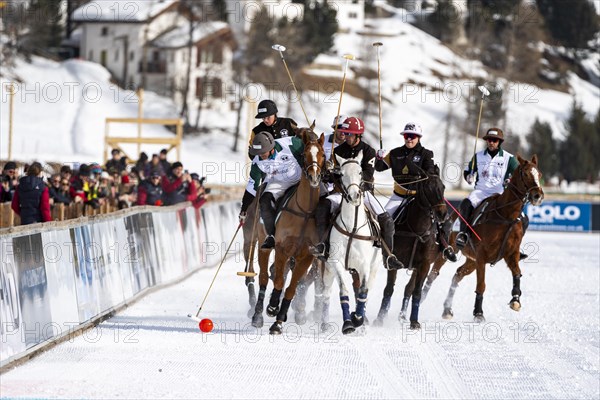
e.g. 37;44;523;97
246;136;304;197
465;148;518;207
323;133;342;161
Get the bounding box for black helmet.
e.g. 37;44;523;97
249;132;275;156
255;100;278;119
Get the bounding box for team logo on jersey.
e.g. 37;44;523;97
280;129;289;137
413;155;421;162
280;155;289;162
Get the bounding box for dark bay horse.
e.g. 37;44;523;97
373;169;448;330
263;129;326;334
423;154;544;322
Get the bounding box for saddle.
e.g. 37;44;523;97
470;194;501;227
274;184;300;223
392;196;415;223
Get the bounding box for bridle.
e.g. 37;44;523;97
507;164;542;204
338;159;362;203
303;140;325;184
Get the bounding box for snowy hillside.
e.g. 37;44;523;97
1;13;598;189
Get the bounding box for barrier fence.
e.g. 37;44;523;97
0;200;240;368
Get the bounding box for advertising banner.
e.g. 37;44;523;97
526;201;592;232
13;234;53;348
0;237;26;361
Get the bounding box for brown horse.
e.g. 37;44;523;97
251;128;326;334
372;168;449;329
423;154;544;322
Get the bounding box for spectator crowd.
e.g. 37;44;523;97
1;149;209;226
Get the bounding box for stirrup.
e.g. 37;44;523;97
385;255;404;270
261;235;275;249
455;232;469;249
443;246;458;262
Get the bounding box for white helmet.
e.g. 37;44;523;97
331;114;349;129
401;122;423;137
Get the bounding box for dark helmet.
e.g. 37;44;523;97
255;100;278;119
338;116;365;135
482;127;504;142
249;131;275;156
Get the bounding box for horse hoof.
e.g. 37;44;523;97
510;299;521;312
269;321;283;335
320;322;334;333
251;313;264;328
398;312;407;322
473;313;485;323
442;308;454;320
410;320;421;330
342;320;355;335
295;311;307;325
373;317;384;327
266;305;279;317
351;312;364;328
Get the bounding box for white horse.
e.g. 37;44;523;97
321;151;382;334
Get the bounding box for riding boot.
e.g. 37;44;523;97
438;220;457;262
377;213;405;270
455;199;474;249
309;198;331;261
260;192;277;249
519;213;529;260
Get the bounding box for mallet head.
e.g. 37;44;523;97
478;85;490;97
372;42;383;47
342;53;356;61
272;44;286;52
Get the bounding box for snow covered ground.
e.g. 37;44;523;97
1;231;598;399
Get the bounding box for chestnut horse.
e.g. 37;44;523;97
372;168;449;329
423;154;544;322
262;129;326;334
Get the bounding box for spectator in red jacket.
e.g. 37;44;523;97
161;162;196;205
11;162;51;225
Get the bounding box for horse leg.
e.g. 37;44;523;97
320;261;335;332
269;255;313;335
505;252;523;312
373;269;398;327
266;251;287;317
472;261;486;322
422;253;445;302
311;261;326;323
293;262;318;325
409;261;431;330
399;271;416;322
442;259;477;319
251;249;271;327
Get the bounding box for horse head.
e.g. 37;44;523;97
415;167;448;224
298;126;325;188
512;154;544;206
335;151;363;207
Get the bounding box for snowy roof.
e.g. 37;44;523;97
150;21;229;49
72;0;178;23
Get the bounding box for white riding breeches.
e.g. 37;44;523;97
265;180;298;201
383;193;407;217
468;188;501;208
326;191;386;216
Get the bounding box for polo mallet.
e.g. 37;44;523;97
373;42;384;149
237;187;266;278
444;198;482;242
470;85;491;171
271;44;310;126
188;221;244;320
330;53;356;162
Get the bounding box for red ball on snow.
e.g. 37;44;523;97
199;318;214;333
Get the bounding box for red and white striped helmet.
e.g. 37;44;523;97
338;117;364;135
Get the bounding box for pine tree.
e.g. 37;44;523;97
526;119;558;177
426;0;462;43
536;0;599;48
560;100;596;183
26;0;64;52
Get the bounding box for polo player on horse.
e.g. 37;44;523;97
239;131;305;249
375;122;457;262
309;116;404;270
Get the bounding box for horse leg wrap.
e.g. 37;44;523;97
511;274;522;297
277;298;291;323
355;292;368;317
401;296;410;313
266;288;282;316
473;292;484;316
409;297;421;322
340;295;351;322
